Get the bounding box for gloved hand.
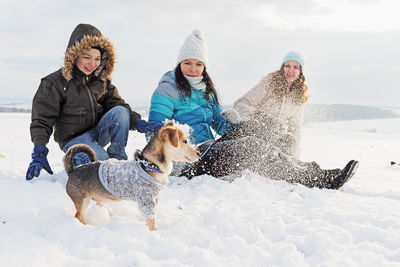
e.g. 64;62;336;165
26;145;53;180
221;109;242;124
136;120;163;134
73;152;91;166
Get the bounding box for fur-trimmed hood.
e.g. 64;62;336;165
62;24;115;81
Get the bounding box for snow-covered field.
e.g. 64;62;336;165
0;112;399;267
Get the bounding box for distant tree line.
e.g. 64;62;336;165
303;104;399;123
0;107;31;113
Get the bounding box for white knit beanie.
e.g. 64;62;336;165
176;29;209;69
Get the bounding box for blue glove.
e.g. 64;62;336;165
73;152;91;166
26;145;53;180
136;120;163;134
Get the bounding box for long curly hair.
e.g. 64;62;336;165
174;63;220;105
268;66;309;105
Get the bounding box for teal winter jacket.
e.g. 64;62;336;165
148;71;232;145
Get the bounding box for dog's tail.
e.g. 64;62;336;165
64;144;97;174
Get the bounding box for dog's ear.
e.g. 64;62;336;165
160;127;179;147
133;149;140;160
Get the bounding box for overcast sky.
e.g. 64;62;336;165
1;0;399;107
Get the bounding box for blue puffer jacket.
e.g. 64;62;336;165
148;71;232;145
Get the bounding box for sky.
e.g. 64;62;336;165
1;0;400;107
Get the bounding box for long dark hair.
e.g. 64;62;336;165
174;64;220;105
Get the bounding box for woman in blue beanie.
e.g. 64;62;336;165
222;51;308;159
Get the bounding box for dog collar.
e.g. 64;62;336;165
136;150;163;173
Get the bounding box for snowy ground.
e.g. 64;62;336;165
0;112;399;267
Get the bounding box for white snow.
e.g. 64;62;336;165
0;112;399;267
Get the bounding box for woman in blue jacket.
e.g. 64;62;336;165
148;29;232;146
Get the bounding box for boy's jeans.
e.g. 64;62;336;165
63;106;130;160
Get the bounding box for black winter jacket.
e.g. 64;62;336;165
30;24;141;149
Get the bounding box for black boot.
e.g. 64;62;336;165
325;160;359;189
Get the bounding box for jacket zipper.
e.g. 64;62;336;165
83;76;96;126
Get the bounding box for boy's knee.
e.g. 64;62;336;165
96;149;109;161
110;106;130;121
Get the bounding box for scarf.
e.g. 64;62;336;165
184;75;207;91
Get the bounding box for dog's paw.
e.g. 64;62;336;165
146;218;157;231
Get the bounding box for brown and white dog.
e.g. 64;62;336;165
64;121;199;231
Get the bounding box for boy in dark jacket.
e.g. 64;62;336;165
26;23;159;180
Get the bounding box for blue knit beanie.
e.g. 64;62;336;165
281;51;306;69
